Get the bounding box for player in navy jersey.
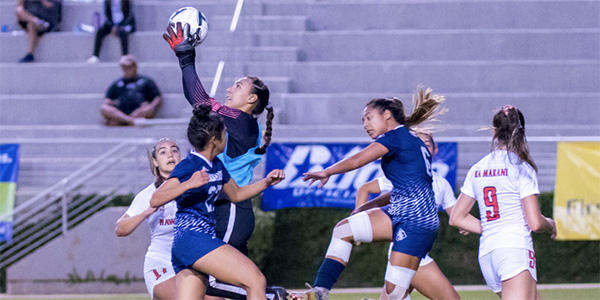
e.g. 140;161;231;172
149;105;284;300
300;88;445;300
353;130;473;300
163;22;273;257
450;105;556;299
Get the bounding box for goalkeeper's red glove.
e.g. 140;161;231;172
163;22;196;68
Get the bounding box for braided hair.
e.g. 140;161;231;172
247;76;273;154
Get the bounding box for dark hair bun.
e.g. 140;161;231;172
192;104;212;119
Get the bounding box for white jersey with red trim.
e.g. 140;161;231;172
125;183;176;266
460;150;539;257
378;171;457;210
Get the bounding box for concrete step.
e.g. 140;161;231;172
0;31;300;63
3;88;598;128
298;29;600;61
0;1;277;32
5;28;596;63
0;62;292;94
0;93;191;125
274;92;600;128
286;60;599;94
263;1;599;30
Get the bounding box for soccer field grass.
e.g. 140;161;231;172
331;288;600;300
0;285;598;300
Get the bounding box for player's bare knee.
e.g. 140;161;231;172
241;270;266;289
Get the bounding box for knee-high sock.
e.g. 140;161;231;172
314;258;345;290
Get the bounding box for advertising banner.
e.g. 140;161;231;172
0;144;19;242
262;142;457;211
554;142;600;240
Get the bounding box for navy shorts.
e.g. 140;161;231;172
214;199;255;256
380;207;438;259
171;230;226;274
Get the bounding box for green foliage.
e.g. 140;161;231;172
105;194;134;207
67;268;142;284
256;192;600;287
533;192;600;283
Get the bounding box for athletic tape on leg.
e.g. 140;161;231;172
385;263;415;300
331;222;352;239
347;212;373;242
324;237;352;263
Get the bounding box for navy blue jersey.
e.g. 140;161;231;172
376;126;438;231
169;151;231;236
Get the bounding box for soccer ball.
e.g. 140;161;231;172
168;7;209;47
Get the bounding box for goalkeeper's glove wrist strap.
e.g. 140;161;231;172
177;52;195;69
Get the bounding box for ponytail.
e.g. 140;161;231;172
405;87;446;128
492;105;537;172
366;86;445;128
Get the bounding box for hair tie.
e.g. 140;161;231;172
502;105;515;116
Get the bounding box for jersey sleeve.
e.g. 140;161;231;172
460;167;476;198
377;176;393;193
518;164;539;198
125;186;151;217
169;159;193;182
217;157;231;184
181;64;242;119
435;175;457;209
374;132;398;153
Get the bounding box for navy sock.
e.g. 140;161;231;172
314;258;345;290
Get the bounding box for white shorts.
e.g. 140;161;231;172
478;248;537;293
387;243;434;266
144;256;176;298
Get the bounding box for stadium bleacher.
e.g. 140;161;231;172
0;0;598;204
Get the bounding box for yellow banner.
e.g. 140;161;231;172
554;142;600;240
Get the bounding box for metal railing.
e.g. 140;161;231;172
0;140;153;269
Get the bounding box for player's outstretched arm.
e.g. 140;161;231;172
163;22;214;108
150;170;209;208
115;207;156;237
222;169;285;202
304;143;388;188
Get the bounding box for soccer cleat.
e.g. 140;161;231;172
289;283;329;300
270;285;289;300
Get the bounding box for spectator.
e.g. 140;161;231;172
100;55;162;126
87;0;135;63
16;0;62;63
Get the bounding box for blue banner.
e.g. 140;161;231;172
262;142;457;211
432;142;457;188
0;144;19;242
